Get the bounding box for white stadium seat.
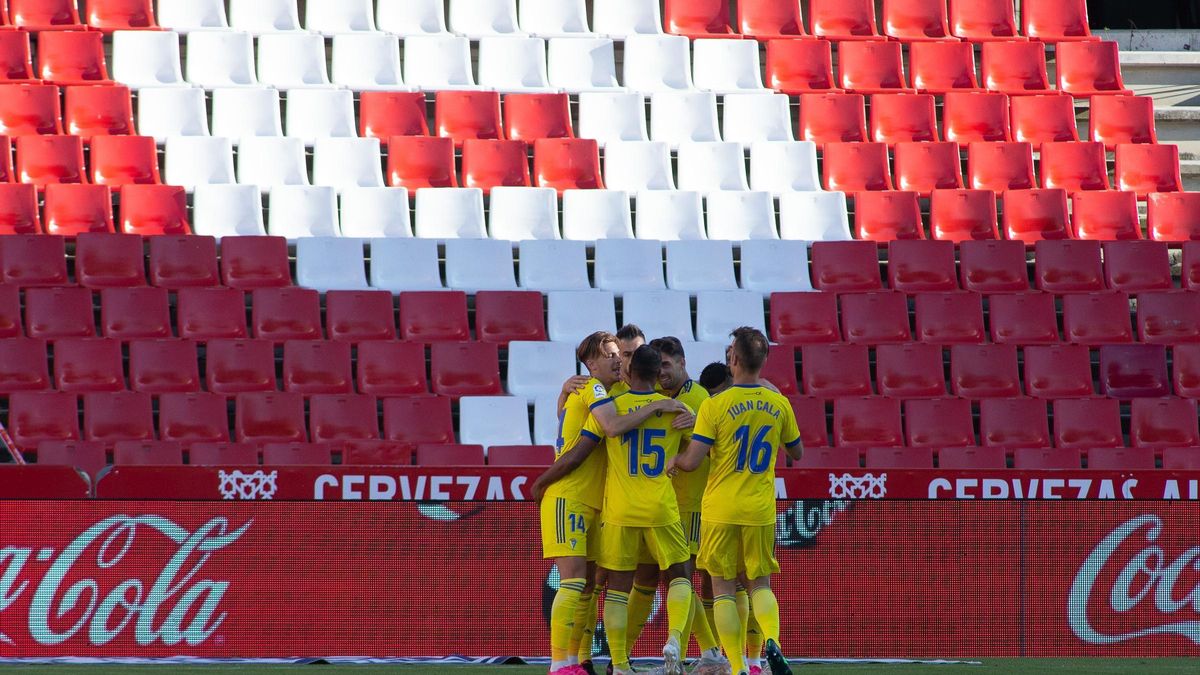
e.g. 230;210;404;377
624;35;693;93
158;0;229;33
521;0;592;37
696;291;767;342
449;0;523;39
164;136;235;190
488;187;560;241
548;291;617;343
137;87;209;142
186;31;258;89
414;188;487;239
285;89;357;144
341;188;412;239
665;240;738;291
604;142;675;192
578;92;648;147
679;342;728;371
312;138;386;193
296;237;370;292
780;191;853;242
593;0;664;38
676;142;749;195
212;87;283;140
623;290;695;341
635;191;706;240
534;396;561;445
377;0;448;35
723;94;794;145
520;240;591;291
693;39;766;93
257;33;331;89
548;38;621;93
268;186;341;238
751;141;822;196
112;31;186;89
459;396;532;448
306;0;377;34
403;35;479;90
705;191;778;240
507;342;578;399
477;37;554;92
594;239;665;292
229;0;302;34
740;240;815;293
332;34;405;91
237;136;310;193
650;92;721;149
192;185;266;238
369;238;444;291
444;239;519;292
562;190;635;241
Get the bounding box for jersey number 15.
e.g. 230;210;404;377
623;428;667;477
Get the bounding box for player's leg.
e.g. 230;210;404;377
623;563;659;660
744;524;788;675
700;571;716;643
542;498;591;673
598;523;639;675
742;575;764;673
568;562;598;671
684;558;722;665
697;520;748;675
648;522;694;675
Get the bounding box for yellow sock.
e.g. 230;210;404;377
568;589;594;664
625;583;656;658
551;578;586;666
666;578;693;643
735;588;750;648
703;598;716;643
714;595;746;674
746;601;764;666
605;591;631;671
689;590;719;652
751;587;782;647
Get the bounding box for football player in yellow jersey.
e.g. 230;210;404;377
668;328;804;675
541;331;691;675
534;346;696;675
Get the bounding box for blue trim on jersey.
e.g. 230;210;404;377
580;429;602;442
785;436;802;449
692;433;716;445
731;384;764;389
588;397;613;410
626;389;657;395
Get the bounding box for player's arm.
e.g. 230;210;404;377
781;403;804;461
556;375;592;413
783;437;804;461
669;437;712;474
531;432;601;502
591;398;691;437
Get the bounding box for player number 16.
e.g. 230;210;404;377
734;424;774;474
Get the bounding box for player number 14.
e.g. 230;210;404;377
734;424;773;473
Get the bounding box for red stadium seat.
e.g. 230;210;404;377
535;138;603;193
1186;242;1200;289
17;135;86;188
1054;398;1123;449
939;446;1007;469
950;343;1021;398
359;91;429;140
356;341;429;396
325;291;397;342
435;91;503;147
909;42;979;95
1005;294;1080;348
0;31;35;82
206;339;276;394
282;340;353;395
262;443;334;466
383;396;455;447
1099;344;1170;398
342;441;413;466
431;342;502;398
416;444;485;467
915;292;986;343
235;392;307;444
309;395;380;442
128;339;200;393
948;0;1020;41
1104;241;1172;293
905;398;976;448
1010;95;1079;149
505;93;573;142
1115;144;1183;198
1090;95;1157;151
0;338;49;393
1138;292;1200;344
220;236;292;289
740;0;809;38
84;391;153;445
85;0;159;31
64;85;133;138
399;291;470;343
112;440;182;465
1022;0;1096;42
1150;192;1200;242
43;184;113;236
664;0;736;37
1072;191;1142;241
810;241;883;292
37;31;110;85
833;397;903;448
801;343;872;397
1175;343;1200;398
1056;41;1130;97
788;395;830;448
90;135;161;187
8;391;80;449
967;141;1036;193
1024;344;1095;398
810;0;880;40
176;287;247;340
158;392;230;444
75;232;144;288
54;337;124;392
37;440;107;477
1040;142;1110;194
888;239;957;292
252;287;322;342
1088;448;1156;471
770;292;840;344
461;139;531;194
875;342;945;398
1062;292;1133;344
872;93;939;145
882;0;955;41
0;184;41;235
981;41;1051;95
766;40;836;94
1013;447;1081;469
0;136;14;185
980;398;1050;448
0;84;61;137
866;446;934;469
120;184;190;236
838;41;911;94
489;445;555;466
958;240;1028;292
100;287;170;339
893;142;963;196
388;136;458;189
1131;398;1199;447
188;442;259;466
24;287;93;338
943;92;1010;146
1033;239;1104;293
149;235;218;289
475;291;546;344
1002;189;1071;243
930;189;999;242
10;0;85;30
822;142;892;192
798;93;867;146
840;292;911;343
793;447;858;469
1163;448;1200;471
759;344;799;395
854;191;923;241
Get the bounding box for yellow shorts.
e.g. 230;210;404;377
540;496;600;560
598;520;691;572
697;520;779;581
680;511;702;556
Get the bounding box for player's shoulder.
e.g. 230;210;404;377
678;379;709;403
569;377;612;409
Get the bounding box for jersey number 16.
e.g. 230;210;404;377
734;424;774;473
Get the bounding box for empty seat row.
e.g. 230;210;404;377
0;183;188;236
803;445;1200;471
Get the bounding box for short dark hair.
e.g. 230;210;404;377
698;362;731;391
616;324;645;342
649;336;685;359
576;331;617;364
629;344;662;381
730;326;769;373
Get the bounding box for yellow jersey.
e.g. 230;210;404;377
659;379;710;513
545;377;612;510
582;390;686;528
692;385;801;526
609;380;630;397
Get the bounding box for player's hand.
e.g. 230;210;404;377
671;411;696;429
665;456;680;478
531;478;547;503
560;375;591;397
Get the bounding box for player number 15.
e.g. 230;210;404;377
623;428;667;477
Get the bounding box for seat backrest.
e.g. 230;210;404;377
665;240;737;291
635;190;706;241
705;190;778;241
413;187;487;239
779;192;852;242
210;87;281;139
444;238;518;292
268;185;340;239
561;189;634;240
340;187;412;239
295;237;368;292
369;237;442;291
594;239;665;292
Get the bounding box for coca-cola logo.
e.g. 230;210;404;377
0;515;250;647
1069;514;1200;645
